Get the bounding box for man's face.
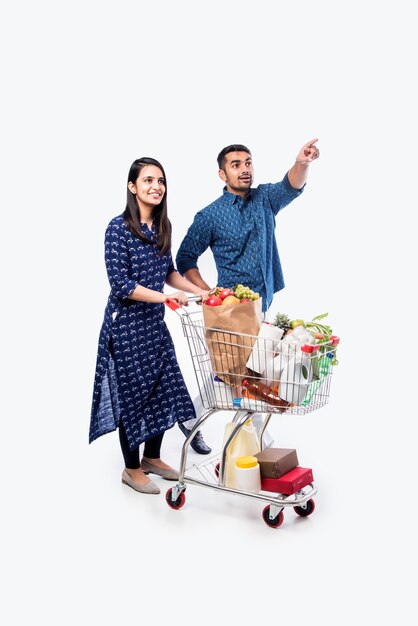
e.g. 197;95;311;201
219;151;254;196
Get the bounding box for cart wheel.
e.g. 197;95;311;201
262;505;284;528
294;499;315;517
214;462;220;478
165;487;186;510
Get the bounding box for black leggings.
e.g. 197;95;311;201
119;419;164;470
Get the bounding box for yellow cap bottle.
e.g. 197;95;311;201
236;455;259;468
221;418;260;488
235;455;261;492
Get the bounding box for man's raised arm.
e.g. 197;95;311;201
287;138;320;190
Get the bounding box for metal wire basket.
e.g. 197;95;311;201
178;308;339;417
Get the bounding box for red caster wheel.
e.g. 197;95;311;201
165;487;186;509
214;462;220;478
294;499;315;517
262;505;284;528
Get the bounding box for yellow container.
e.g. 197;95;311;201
236;455;259;468
221;418;260;488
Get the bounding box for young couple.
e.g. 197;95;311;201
89;140;320;495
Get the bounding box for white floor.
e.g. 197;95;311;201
5;358;414;625
3;2;417;621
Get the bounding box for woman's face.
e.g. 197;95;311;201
129;165;166;210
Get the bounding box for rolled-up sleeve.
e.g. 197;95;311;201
104;221;138;299
176;211;212;275
266;173;305;216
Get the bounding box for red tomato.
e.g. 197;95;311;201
205;295;223;306
218;288;235;300
240;298;251;303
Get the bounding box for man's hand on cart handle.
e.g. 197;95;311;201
189;293;209;304
194;289;210;304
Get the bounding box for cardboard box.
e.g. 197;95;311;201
260;466;314;495
254;448;299;479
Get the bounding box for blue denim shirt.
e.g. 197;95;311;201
176;174;304;311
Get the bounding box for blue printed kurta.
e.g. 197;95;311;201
89;215;196;451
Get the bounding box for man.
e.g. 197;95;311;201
176;139;320;453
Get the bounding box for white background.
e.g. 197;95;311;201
1;1;416;624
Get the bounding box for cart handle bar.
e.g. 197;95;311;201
301;335;340;352
165;295;202;311
166;297;341;347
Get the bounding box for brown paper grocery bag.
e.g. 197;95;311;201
202;299;263;386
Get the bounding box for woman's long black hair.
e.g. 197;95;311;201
123;157;172;256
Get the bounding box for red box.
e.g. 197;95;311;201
260;466;314;495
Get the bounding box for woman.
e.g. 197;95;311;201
89;157;208;494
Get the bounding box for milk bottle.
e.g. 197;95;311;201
221;418;261;488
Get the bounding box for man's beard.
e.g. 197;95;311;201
230;176;252;192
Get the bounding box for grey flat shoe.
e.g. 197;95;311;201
121;470;160;494
141;458;179;481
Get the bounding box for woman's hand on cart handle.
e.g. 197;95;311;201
167;290;189;306
165;293;207;311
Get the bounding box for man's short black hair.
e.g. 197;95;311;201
217;144;251;170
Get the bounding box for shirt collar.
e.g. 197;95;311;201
222;186;253;205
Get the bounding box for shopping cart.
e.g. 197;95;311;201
165;297;340;529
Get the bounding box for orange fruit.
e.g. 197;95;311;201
222;295;240;305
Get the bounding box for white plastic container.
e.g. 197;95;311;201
264;352;285;385
221;418;261;488
264;340;299;386
235;456;261;493
246;323;284;374
279;353;314;405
